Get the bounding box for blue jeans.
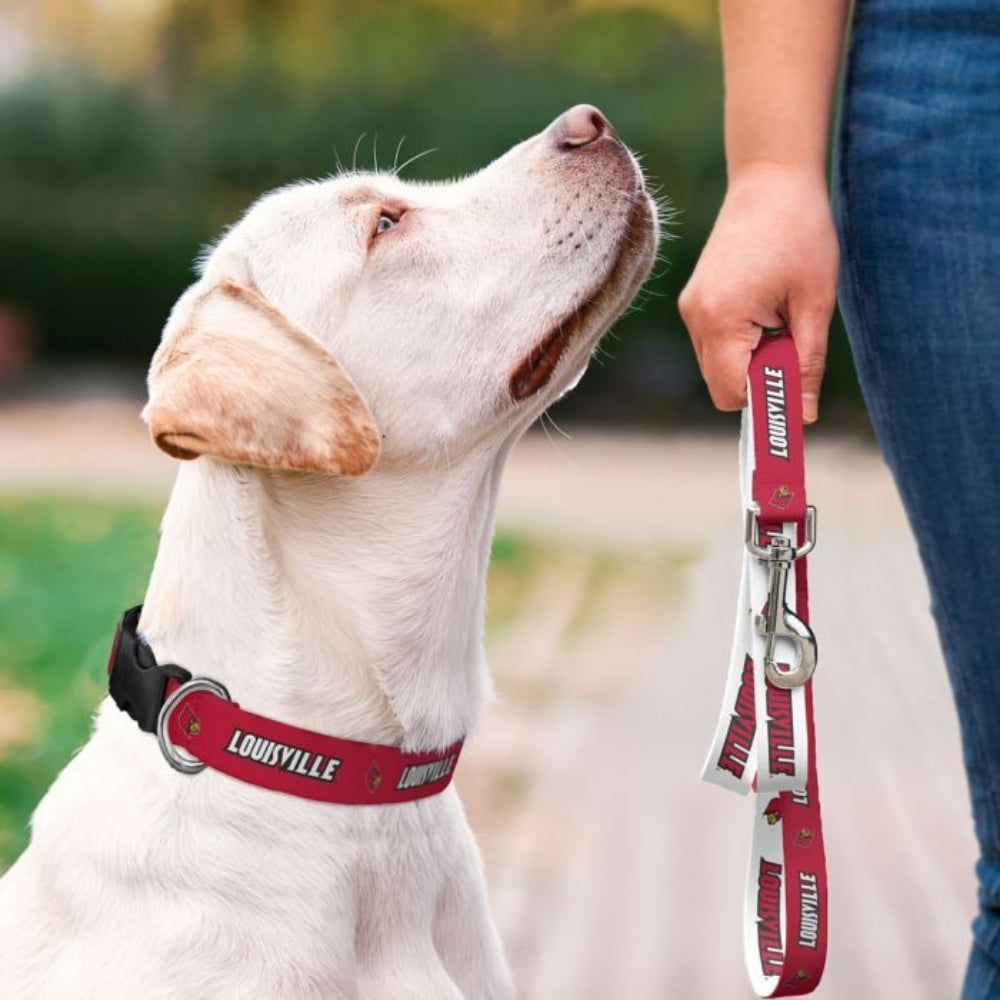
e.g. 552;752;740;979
833;1;1000;995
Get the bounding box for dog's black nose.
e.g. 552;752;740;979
552;104;615;148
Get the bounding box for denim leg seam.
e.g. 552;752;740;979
835;46;899;465
983;913;1000;953
970;937;1000;998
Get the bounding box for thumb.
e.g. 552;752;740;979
787;302;832;424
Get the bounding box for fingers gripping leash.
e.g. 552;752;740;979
701;331;828;997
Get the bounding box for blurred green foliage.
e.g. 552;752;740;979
0;497;160;863
0;0;860;421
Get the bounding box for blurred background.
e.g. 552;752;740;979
0;0;868;421
0;2;978;998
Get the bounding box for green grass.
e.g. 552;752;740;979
0;497;161;863
0;496;537;867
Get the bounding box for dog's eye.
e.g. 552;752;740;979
374;212;398;236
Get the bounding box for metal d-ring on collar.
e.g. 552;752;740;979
156;677;232;774
744;505;818;690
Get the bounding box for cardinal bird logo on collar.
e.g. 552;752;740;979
178;704;201;737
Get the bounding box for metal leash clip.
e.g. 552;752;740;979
744;506;818;689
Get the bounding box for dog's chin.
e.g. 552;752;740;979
508;191;657;404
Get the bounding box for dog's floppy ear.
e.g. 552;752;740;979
143;279;379;475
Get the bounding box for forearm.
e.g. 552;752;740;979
720;0;851;181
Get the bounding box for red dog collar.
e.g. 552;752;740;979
107;607;463;805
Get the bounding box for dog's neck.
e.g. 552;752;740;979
139;446;511;750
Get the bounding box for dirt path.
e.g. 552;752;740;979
0;400;977;998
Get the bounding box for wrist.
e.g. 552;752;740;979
726;159;830;192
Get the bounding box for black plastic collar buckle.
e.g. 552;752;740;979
107;606;191;733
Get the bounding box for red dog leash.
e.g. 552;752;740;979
107;607;463;805
702;331;828;995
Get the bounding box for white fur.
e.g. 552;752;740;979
0;108;658;999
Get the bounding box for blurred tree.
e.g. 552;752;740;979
0;0;862;423
4;0;170;81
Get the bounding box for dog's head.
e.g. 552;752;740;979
144;105;660;474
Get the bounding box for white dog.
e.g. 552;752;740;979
0;105;658;999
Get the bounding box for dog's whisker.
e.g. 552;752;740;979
392;136;406;175
538;410;580;471
352;132;367;174
543;409;573;441
538;410;558;450
395;146;439;176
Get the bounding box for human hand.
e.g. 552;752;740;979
678;164;840;423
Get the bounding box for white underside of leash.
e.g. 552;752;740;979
702;407;809;798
